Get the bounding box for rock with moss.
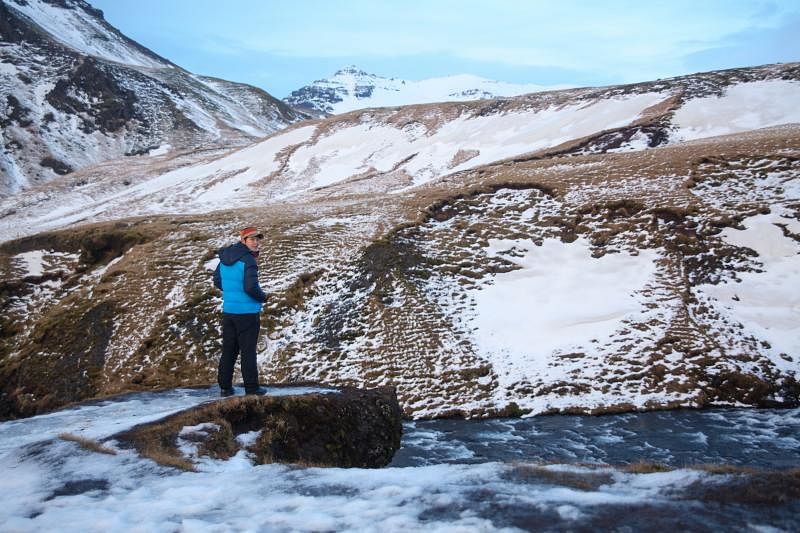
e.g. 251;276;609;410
114;385;403;470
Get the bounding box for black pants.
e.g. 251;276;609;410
219;313;261;392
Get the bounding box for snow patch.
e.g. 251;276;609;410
147;144;171;157
694;212;800;369
672;80;800;142
11;250;79;277
236;430;262;448
470;237;658;387
12;250;47;277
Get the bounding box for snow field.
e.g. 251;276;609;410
286;92;669;190
671;80;800;142
471;237;659;389
694;212;800;371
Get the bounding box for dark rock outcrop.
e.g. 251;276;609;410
114;386;403;470
45;58;142;134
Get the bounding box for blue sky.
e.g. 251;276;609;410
90;0;800;97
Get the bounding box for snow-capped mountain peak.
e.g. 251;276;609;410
284;65;566;116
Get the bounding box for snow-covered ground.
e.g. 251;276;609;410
0;388;797;531
285;91;666;190
694;211;800;372
470;237;659;394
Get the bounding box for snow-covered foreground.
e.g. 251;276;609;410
1;388;797;532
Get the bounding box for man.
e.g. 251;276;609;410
213;226;268;396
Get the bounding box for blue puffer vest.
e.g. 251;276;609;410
213;242;267;314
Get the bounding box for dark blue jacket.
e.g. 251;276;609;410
213;242;266;314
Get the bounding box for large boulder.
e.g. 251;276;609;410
114;385;403;470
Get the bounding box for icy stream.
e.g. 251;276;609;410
394;408;800;469
0;387;797;532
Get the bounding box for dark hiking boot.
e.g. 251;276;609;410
245;386;268;395
220;387;235;397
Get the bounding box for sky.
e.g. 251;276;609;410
87;0;800;97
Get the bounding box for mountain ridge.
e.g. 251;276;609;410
7;0;176;68
0;0;304;195
283;64;567;116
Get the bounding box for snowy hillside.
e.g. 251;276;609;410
1;62;799;421
284;65;565;116
3;65;799;241
0;0;303;194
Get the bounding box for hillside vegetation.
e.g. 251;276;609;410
1;63;799;419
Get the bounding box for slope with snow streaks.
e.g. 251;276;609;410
8;0;172;68
284;91;668;191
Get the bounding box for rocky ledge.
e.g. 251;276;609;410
113;386;403;471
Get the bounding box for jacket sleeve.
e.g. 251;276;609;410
213;262;222;290
243;259;267;302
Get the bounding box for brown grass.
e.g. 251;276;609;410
143;449;197;472
59;433;117;455
624;461;674;474
694;464;759;475
686;468;800;505
511;463;614;491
